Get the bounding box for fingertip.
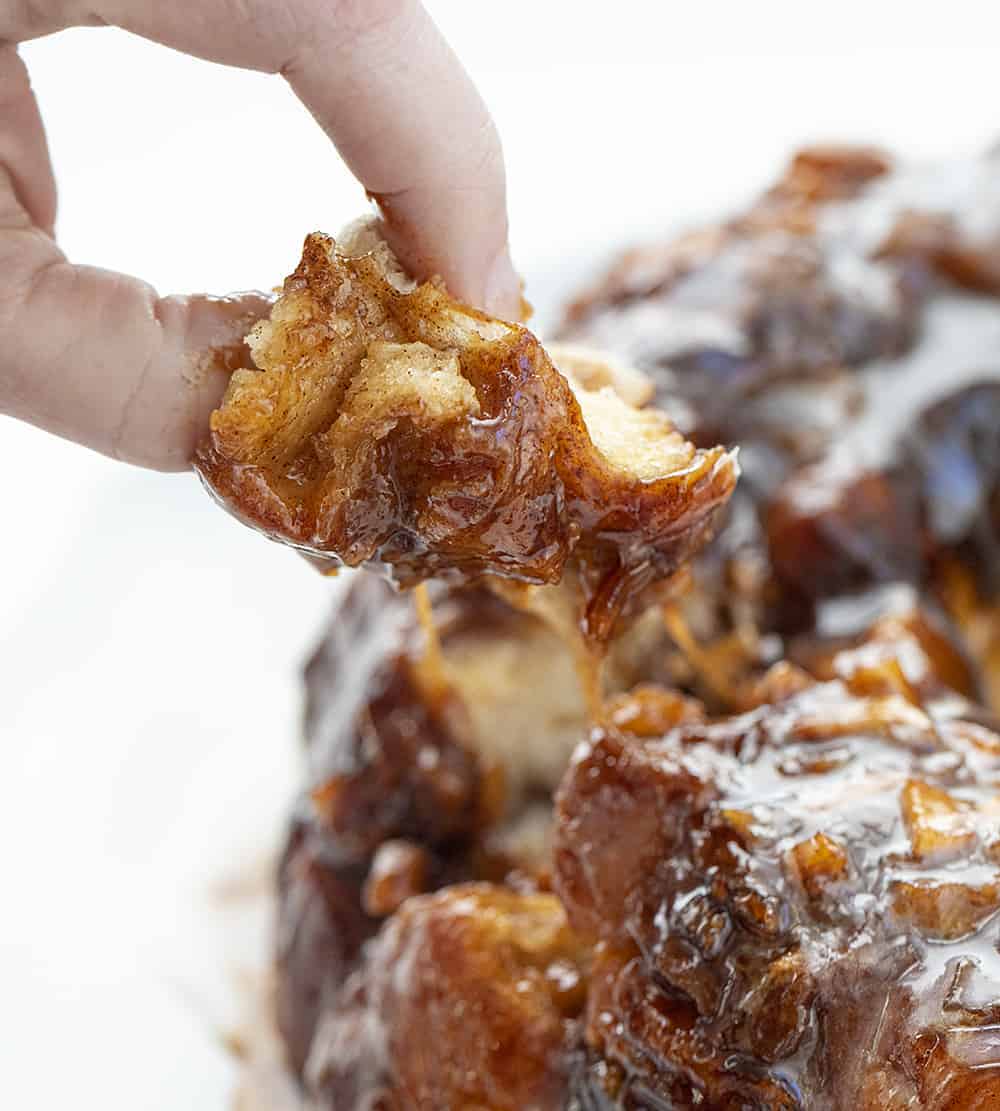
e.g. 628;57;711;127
99;288;271;472
371;196;521;321
482;244;523;322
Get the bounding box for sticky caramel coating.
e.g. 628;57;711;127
305;885;588;1111
301;573;662;837
766;380;1000;681
279;566;704;1095
788;592;982;708
766;459;922;601
554;630;1000;1109
767;380;1000;599
905;381;1000;598
306;619;483;857
563;232;919;453
195;228;736;639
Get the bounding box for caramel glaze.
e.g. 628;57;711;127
763;375;1000;707
555;625;1000;1110
195;232;735;642
284;576;1000;1110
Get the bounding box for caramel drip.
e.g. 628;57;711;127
574;641;606;725
483;577;610;724
412;583;448;700
662;603;741;709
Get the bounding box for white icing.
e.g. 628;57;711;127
821;155;1000;254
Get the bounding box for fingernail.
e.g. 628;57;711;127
483;246;523;321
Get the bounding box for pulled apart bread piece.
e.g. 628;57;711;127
195;223;736;638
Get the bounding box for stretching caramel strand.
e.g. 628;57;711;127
412;583;448;700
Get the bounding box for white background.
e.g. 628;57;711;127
3;2;1000;1106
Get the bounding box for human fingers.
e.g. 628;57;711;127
0;1;516;473
7;0;520;317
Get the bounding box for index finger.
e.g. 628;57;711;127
282;2;520;318
9;0;519;317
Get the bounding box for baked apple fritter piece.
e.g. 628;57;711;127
195;223;736;638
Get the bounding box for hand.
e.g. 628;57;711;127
0;0;519;470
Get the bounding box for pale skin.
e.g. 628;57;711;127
0;0;520;470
